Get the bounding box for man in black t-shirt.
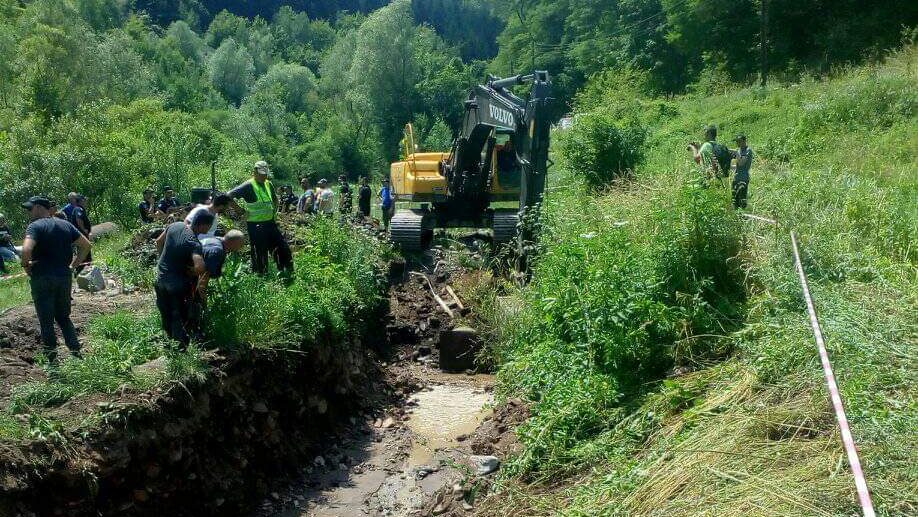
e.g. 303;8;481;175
154;214;213;348
73;195;93;270
157;186;181;215
19;196;92;364
357;177;372;218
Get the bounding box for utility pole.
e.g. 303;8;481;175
760;0;769;87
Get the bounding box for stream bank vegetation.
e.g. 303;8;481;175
475;44;917;516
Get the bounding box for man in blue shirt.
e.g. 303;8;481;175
157;186;182;215
20;196;92;364
60;192;78;224
379;179;395;231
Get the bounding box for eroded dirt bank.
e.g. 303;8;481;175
1;336;387;517
254;249;529;517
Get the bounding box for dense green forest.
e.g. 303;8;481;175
0;0;913;230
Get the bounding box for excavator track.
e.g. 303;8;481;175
390;209;428;252
491;211;519;246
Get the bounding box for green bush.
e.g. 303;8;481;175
558;110;646;190
204;217;388;350
498;171;744;475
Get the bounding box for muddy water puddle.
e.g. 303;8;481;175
270;377;492;517
405;384;492;465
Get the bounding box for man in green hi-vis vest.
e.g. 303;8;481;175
228;160;293;276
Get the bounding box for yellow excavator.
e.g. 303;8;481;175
389;71;553;268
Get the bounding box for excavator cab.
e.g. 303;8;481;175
389;72;552;257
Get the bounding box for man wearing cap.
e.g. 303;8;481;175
227;160;293;275
731;134;754;209
690;125;731;182
157;186;181;215
139;188;158;224
154;213;213;348
19;196;92;364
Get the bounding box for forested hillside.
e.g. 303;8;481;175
1;0;913;231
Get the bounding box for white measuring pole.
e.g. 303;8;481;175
790;231;875;517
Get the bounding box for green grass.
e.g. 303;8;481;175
477;45;917;516
0;271;31;312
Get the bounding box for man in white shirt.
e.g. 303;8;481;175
315;179;335;215
184;193;231;240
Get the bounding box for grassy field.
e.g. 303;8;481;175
476;45;917;516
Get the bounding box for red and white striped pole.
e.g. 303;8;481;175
791;231;875;517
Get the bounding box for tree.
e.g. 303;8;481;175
205;9;248;48
165;20;206;63
76;0;124;31
88;31;157;105
207;37;255;105
252;63;317;113
348;0;420;157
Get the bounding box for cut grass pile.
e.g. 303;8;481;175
477;44;917;516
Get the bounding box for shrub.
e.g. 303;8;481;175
558;110;646;190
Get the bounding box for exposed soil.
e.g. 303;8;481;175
254;245;529;517
0;283;150;407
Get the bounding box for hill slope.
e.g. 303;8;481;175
476;44;917;516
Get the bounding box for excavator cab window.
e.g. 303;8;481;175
495;133;518;174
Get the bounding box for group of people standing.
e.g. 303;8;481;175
688;124;754;209
154;160;284;349
295;175;395;229
139;186;184;223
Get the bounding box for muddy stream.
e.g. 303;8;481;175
254;254;507;517
265;373;493;517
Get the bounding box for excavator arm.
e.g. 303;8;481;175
443;71;553;221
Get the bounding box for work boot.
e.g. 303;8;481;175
69;348;83;360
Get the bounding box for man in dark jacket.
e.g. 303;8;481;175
20;196;92;364
154;212;213;348
358;177;372;218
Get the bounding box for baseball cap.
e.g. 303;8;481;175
318;178;328;185
22;196;52;210
734;133;747;142
254;160;272;177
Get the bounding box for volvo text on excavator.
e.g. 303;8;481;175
389;71;552;268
